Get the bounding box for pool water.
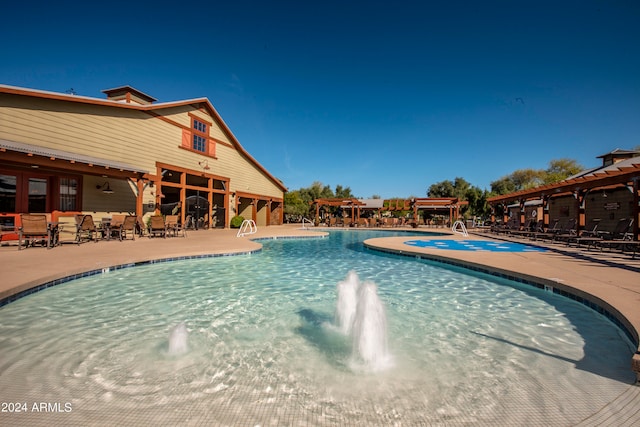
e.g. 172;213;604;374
405;239;546;252
0;231;635;426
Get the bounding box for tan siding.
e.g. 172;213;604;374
83;176;137;212
214;144;283;198
1;92;284;225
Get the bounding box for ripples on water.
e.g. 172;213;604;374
0;231;635;425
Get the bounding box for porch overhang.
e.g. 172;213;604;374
0;139;149;178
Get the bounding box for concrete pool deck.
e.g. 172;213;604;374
1;224;639;425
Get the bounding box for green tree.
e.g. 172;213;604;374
543;158;583;184
427;178;488;219
334;185;354;199
283;190;308;217
284;182;356;221
490;176;516;195
490;158;582;195
427;177;471;200
464;187;491;219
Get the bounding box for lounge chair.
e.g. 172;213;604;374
149;215;167;238
535;218;576;242
508;218;537;238
518;220;544;240
165;215;186;237
593;218;635;253
528;218;559;240
492;217;519;235
565;218;601;247
18;214;54;250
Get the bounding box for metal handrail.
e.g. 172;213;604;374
301;217;314;229
452;220;469;237
236;219;257;237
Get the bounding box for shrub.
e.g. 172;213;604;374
230;215;245;228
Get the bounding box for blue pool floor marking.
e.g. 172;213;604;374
404;239;546;252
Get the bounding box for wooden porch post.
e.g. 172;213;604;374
634;179;639;241
135;179;144;217
266;199;272;226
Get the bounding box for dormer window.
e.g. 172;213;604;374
180;114;216;157
192;119;208;152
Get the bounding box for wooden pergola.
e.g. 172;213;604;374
487;162;640;240
312;198;366;223
411;198;467;223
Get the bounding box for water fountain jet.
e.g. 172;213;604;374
335;270;360;335
335;271;392;372
168;322;188;355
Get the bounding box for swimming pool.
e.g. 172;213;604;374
0;230;635;426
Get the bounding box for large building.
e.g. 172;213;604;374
0;84;286;228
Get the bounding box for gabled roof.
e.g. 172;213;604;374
0;84;286;192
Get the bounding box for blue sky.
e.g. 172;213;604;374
2;1;639;199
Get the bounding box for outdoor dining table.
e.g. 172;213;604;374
99;218;112;240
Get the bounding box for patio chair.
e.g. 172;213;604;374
56;215;83;245
109;215;136;241
106;214;125;240
149;215;167;238
18;214;54;250
165;215;186;237
77;214;100;243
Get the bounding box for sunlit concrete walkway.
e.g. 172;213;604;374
1;224;639;425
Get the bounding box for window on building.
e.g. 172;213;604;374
59;177;78;211
0;174;17;212
28;177;47;212
192;119;208;153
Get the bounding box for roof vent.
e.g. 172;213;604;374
597;148;640;167
101;86;157;105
